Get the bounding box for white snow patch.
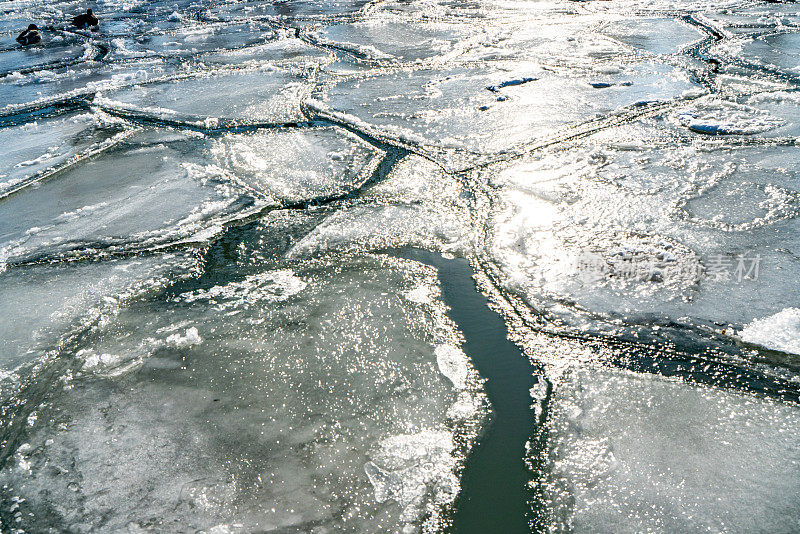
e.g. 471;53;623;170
78;348;141;377
675;98;784;135
178;270;307;311
740;308;800;355
446;392;481;420
435;344;468;390
364;430;458;522
404;285;432;304
165;326;202;348
13;152;58;168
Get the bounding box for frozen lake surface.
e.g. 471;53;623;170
1;0;800;531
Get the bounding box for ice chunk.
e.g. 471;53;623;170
364;461;405;503
287;152;470;256
0;59;174;110
682;179;799;231
600;18;704;56
211;126;381;205
0;130;248;263
78;348;142;377
365;430;459;522
581;0;742;13
543;365;800;532
206;0;373;21
176;270;307;310
105;23;278;60
0;112;125;197
165;326;202;348
98;68;310;126
456;17;626;68
487;129;800;336
0;254;193;375
307;20;476;63
288;204;469;258
737;31;800;74
200;37;329;67
742;89;800;138
740;308;800;355
364;154;466;205
435;345;469;389
0;32;88;75
674;98;784;135
404;285;432;304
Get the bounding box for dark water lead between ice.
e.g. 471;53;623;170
398;249;538;534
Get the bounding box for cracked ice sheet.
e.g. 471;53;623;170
487;124;800;334
98;66;311;126
0;58;175;110
0;254;483;533
287;155;471;258
543;365;800;533
317;59;696;169
0;252;194;378
105;22;280;60
0;112;125;196
0;129;251;263
210;125;382;205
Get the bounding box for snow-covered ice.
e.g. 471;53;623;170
741;308;800;355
